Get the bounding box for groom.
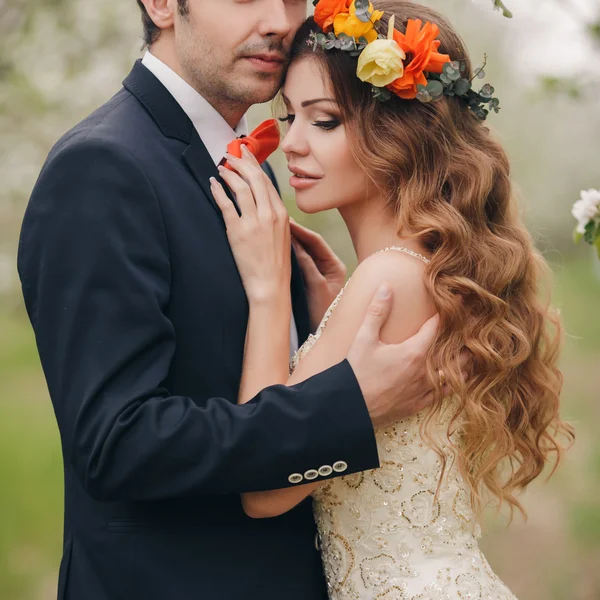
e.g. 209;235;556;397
18;1;443;599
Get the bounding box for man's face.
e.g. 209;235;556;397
173;0;308;110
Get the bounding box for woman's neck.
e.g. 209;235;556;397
339;197;429;264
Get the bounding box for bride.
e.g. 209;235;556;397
210;1;574;597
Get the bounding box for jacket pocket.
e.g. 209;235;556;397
57;536;73;600
106;517;148;532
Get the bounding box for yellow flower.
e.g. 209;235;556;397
333;1;384;43
357;39;406;87
356;14;406;87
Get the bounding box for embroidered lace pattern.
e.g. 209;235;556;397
290;247;518;600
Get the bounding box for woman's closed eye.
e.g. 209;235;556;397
278;115;340;131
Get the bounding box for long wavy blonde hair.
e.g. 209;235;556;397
291;0;574;516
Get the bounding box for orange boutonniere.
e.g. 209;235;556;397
387;18;451;100
314;0;352;33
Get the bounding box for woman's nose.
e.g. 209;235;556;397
281;123;309;156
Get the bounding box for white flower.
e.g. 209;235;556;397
572;188;600;234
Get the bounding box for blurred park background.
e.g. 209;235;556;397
0;0;599;598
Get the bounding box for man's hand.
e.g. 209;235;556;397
348;285;457;428
290;219;347;332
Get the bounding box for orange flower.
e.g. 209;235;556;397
387;19;451;100
314;0;352;33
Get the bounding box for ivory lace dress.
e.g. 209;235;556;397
290;247;518;600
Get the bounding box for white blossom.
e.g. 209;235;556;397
571;188;600;234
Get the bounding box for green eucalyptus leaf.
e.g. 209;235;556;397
474;67;486;79
479;83;494;98
453;78;471;96
372;86;392;102
440;73;452;85
448;69;461;81
450;61;461;71
416;89;432;103
426;80;444;97
355;0;372;23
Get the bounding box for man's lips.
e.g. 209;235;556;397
244;54;286;71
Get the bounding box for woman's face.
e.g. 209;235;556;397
280;58;370;214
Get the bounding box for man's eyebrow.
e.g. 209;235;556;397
281;93;338;108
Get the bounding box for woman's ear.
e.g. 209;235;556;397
138;0;175;31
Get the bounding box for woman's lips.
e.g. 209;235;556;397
289;174;321;190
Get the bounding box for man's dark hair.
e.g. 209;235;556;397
136;0;189;47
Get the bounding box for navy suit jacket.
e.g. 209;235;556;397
17;60;379;600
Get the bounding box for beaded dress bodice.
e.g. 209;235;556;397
290;248;518;600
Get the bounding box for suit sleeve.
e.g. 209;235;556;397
18;137;379;502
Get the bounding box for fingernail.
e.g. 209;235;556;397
209;177;216;185
376;285;390;299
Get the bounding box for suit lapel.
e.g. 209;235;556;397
182;133;223;216
124;60;311;339
123;60;227;218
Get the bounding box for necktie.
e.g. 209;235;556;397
224;119;280;170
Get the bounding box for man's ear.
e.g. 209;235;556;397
139;0;175;30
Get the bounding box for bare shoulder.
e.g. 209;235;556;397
332;250;436;344
288;250;436;384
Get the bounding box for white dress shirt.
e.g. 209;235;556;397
141;51;299;356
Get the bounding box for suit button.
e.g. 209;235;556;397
304;469;319;481
318;465;333;477
333;461;348;473
288;473;303;484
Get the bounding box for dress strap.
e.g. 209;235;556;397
373;246;431;265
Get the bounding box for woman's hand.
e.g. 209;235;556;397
290;219;347;331
211;146;291;305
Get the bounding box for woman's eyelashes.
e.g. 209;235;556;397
314;119;340;131
278;114;340;131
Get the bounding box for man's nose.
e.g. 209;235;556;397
258;0;293;39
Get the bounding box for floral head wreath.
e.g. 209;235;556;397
310;0;500;120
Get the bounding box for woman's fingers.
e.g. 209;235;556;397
217;165;258;218
210;177;239;229
289;219;332;259
292;238;324;285
237;146;288;219
224;149;273;220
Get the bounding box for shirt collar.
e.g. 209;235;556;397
141;51;248;165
